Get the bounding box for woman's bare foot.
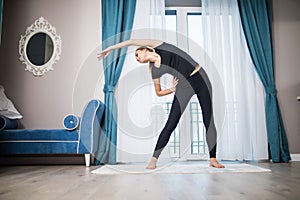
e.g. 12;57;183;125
209;158;225;168
146;157;158;169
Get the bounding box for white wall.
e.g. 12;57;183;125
272;0;300;154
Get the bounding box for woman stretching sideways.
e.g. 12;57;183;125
98;39;224;169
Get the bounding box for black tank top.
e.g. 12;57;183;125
150;42;199;80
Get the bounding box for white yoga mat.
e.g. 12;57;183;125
91;162;271;175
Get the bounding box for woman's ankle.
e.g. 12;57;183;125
146;157;158;169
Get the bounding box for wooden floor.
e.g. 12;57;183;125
0;161;299;200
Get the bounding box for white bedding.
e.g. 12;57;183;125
0;85;23;119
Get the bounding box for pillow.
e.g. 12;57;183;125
0;85;23;119
0;115;18;130
63;114;80;130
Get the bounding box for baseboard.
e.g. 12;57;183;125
291;154;300;161
0;154;86;165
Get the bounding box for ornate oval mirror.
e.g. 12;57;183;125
26;32;54;66
19;17;62;76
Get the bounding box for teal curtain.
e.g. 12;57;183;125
237;0;291;162
94;0;136;165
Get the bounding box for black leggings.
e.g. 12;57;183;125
153;68;217;158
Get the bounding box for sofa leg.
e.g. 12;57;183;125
85;154;90;167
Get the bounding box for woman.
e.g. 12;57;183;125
98;39;224;169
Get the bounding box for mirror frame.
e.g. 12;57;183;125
19;17;62;76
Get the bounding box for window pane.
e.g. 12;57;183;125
187;13;206;156
165;10;177;45
190;102;206;155
165;10;176;31
187;13;203;49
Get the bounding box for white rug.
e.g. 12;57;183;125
91;162;271;175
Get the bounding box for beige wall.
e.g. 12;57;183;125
0;0;102;129
272;0;300;154
0;0;299;156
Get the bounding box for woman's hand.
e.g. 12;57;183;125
169;77;178;92
97;50;111;61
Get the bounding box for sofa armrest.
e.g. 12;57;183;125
77;99;105;153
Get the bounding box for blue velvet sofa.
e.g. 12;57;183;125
0;99;105;166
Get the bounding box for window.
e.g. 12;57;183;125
164;6;207;160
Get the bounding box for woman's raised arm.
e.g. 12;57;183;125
97;39;162;60
128;39;163;48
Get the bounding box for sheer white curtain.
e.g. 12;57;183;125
116;0;166;162
202;0;268;160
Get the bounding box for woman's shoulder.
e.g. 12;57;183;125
154;42;179;51
152;41;164;48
